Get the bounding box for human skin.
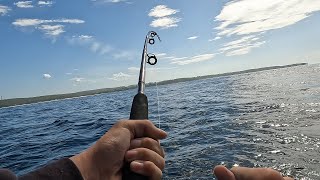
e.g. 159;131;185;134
213;165;294;180
68;119;295;180
70;120;167;180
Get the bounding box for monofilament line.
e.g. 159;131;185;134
156;81;161;129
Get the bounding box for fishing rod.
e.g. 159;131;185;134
122;31;161;180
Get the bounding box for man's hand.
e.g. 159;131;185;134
213;165;294;180
70;120;167;180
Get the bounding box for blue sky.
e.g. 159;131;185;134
0;0;320;99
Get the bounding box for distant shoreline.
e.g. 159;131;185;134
0;63;307;108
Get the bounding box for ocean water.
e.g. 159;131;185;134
1;64;320;180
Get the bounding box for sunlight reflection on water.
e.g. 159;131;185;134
0;64;319;180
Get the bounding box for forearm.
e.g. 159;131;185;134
19;158;83;180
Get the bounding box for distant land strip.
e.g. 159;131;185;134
0;63;307;108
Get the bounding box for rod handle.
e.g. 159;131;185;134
130;93;148;120
122;93;148;180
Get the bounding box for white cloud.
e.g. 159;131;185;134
155;53;167;57
171;53;215;65
43;74;52;79
38;24;64;37
13;18;84;27
149;5;180;29
38;1;54;6
91;0;132;4
128;67;177;73
214;0;320;56
171;57;188;61
109;72;132;81
68;35;93;45
13;19;42;26
99;46;113;55
13;18;84;39
219;35;266;56
112;50;139;60
209;0;320;56
70;77;85;83
149;5;179;18
90;41;112;55
150;17;181;29
14;1;33;8
147;67;178;72
68;35;113;55
161;56;175;60
90;42;100;52
209;36;221;42
78;35;93;40
216;0;320;36
187;36;198;40
107;0;126;3
128;67;140;71
0;5;11;15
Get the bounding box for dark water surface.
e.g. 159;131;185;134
1;64;320;179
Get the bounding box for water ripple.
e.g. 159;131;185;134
0;64;319;179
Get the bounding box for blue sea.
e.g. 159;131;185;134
1;64;320;180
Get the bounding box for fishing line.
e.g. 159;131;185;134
150;67;161;129
125;31;161;179
156;80;161;129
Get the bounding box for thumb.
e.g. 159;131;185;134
230;167;294;180
119;120;167;140
213;165;236;180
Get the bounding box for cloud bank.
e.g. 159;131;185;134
216;0;320;36
215;0;320;56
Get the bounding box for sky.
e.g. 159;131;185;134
0;0;320;99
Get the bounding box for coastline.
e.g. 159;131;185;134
0;63;307;108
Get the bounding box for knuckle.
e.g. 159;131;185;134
143;137;155;147
145;120;154;127
138;148;149;157
115;120;127;127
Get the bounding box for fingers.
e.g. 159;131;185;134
130;161;162;180
230;167;293;180
213;165;236;180
116;120;167;140
125;148;165;170
125;148;164;180
213;166;294;180
130;137;165;157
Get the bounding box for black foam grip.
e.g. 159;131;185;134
122;93;148;180
130;93;148;120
